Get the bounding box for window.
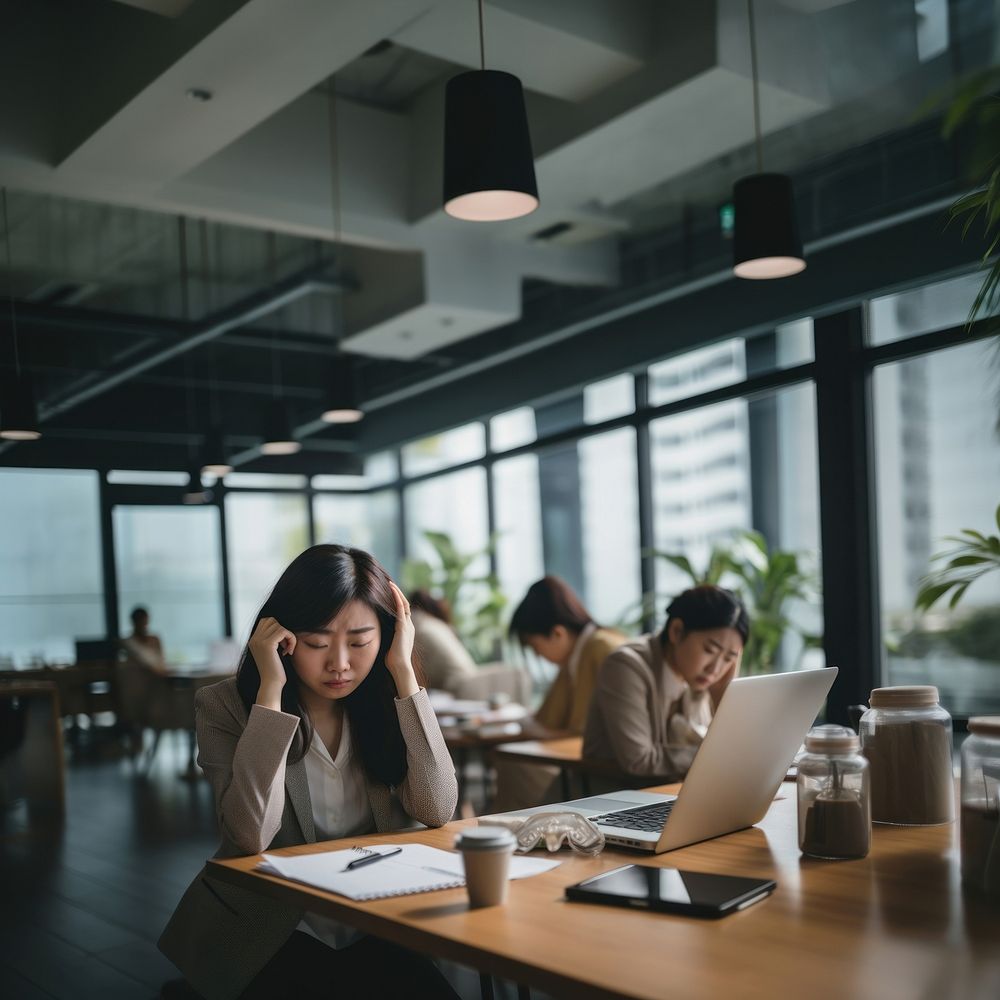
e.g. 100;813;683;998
493;455;544;611
490;407;536;452
225;493;310;639
869;271;998;346
0;469;104;666
313;490;401;577
401;424;485;477
579;428;641;625
649;340;746;406
584;373;634;424
113;506;224;664
874;339;1000;714
223;472;308;489
404;468;489;618
649;384;822;672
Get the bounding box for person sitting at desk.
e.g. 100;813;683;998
491;576;625;811
120;605;166;673
584;585;748;781
159;544;460;1000
407;589;477;693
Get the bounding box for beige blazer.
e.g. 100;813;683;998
158;677;458;1000
583;634;714;779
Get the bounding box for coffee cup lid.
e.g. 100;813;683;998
455;826;516;851
869;685;939;708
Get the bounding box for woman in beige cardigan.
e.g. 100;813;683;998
159;545;459;1000
584;585;749;781
491;576;625;811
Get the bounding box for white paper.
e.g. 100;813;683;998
257;843;559;901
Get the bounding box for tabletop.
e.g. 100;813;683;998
207;784;1000;1000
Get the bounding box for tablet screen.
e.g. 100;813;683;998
572;865;773;910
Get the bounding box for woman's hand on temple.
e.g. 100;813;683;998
385;581;419;699
248;617;296;710
708;653;741;709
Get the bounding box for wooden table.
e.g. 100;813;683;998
208;786;1000;1000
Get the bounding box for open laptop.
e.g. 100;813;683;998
484;667;837;853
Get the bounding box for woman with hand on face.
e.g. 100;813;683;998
584;585;749;781
159;545;459;1000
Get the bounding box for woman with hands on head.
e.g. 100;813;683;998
159;544;460;1000
583;585;749;782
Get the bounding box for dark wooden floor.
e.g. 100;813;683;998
0;730;544;1000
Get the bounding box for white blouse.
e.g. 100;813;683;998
298;713;374;950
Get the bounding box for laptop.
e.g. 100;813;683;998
484;666;837;853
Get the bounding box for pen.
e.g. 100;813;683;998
346;847;403;870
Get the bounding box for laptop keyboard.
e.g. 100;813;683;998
590;800;675;832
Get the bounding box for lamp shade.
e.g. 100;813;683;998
443;70;539;222
320;360;363;424
732;173;806;280
200;427;233;476
261;399;301;455
182;466;212;505
0;373;41;440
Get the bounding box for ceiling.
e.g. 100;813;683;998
0;0;995;474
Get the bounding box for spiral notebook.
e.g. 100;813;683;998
257;844;558;901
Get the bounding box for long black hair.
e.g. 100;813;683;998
235;544;419;787
660;585;751;648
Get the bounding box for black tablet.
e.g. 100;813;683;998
565;865;776;919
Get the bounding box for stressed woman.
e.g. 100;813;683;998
584;585;749;781
159;545;459;1000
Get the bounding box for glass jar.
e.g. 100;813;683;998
797;725;871;860
960;716;1000;897
860;686;953;826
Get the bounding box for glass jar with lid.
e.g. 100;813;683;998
860;686;953;826
960;716;1000;897
797;725;870;860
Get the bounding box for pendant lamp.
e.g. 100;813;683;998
443;0;538;221
0;372;41;441
182;466;212;505
1;188;40;440
320;357;363;424
200;426;233;477
261;398;301;455
732;0;805;280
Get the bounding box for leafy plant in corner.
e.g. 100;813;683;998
400;530;508;663
914;503;1000;613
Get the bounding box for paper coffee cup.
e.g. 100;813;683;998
455;826;516;908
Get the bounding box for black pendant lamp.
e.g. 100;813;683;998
1;188;40;441
732;0;805;280
320;357;363;424
261;398;301;456
443;0;538;222
0;372;41;441
200;426;233;477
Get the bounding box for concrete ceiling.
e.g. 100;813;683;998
0;0;994;471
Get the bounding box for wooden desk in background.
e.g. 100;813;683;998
208;786;1000;1000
